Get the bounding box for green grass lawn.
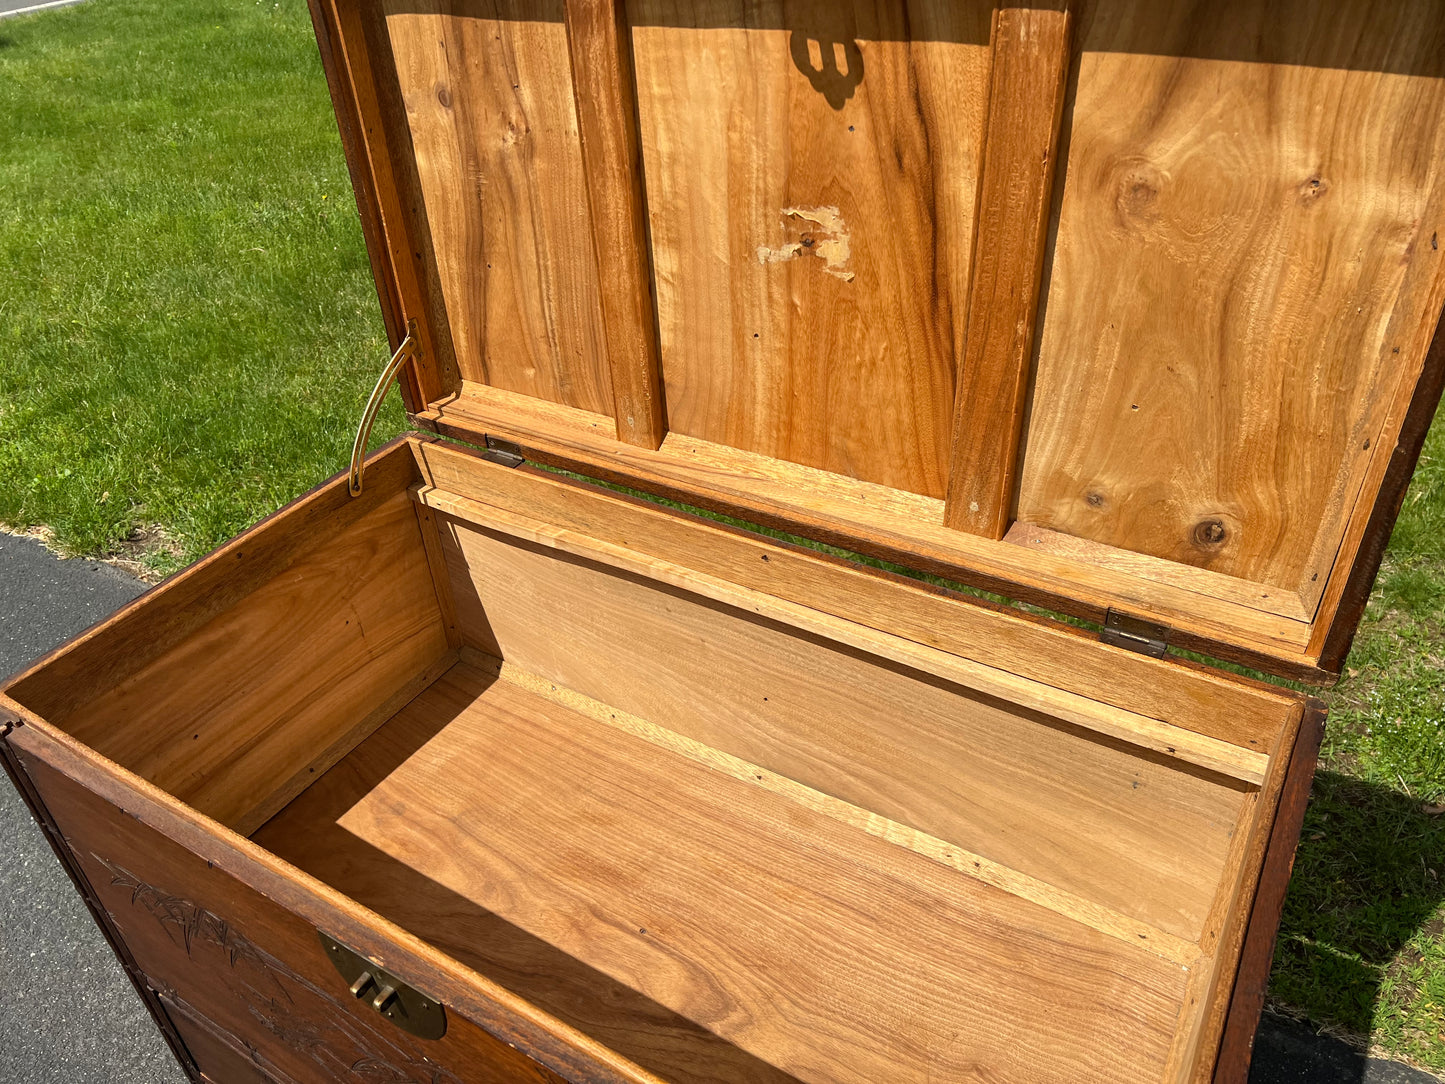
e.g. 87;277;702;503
2;0;1443;1070
0;0;402;575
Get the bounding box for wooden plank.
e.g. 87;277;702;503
311;0;457;408
0;730;202;1084
59;491;453;834
3;437;422;725
421;386;1328;677
3;711;661;1084
480;649;1203;965
1015;0;1445;597
563;0;666;449
1163;699;1306;1082
629;1;991;497
431;488;1269;786
412;433;1305;753
1007;521;1309;622
381;0;613;415
258;661;1191;1084
305;0;403;363
944;4;1072;538
434;513;1255;940
1212;700;1326;1082
1313;239;1445;666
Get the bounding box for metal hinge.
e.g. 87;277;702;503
481;435;525;468
1100;609;1170;658
349;320;421;497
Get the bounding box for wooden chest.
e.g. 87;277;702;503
5;1;1444;1081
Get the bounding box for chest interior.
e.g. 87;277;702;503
5;437;1306;1083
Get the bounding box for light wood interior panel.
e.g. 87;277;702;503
410;435;1303;750
384;0;613;413
57;490;453;834
257;659;1191;1084
1017;0;1445;597
629;2;992;497
436;512;1251;942
423;383;1329;677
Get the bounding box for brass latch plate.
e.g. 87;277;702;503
318;931;447;1040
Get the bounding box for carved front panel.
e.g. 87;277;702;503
13;743;566;1084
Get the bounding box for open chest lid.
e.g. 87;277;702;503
309;0;1445;684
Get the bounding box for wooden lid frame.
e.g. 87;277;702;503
308;0;1445;683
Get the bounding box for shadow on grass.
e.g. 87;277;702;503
1264;769;1445;1078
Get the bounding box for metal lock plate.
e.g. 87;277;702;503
319;931;447;1040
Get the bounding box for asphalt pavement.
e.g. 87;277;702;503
0;533;186;1084
0;530;1439;1083
0;0;89;18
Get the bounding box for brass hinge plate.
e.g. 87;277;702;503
318;931;447;1040
481;435;525;468
1100;609;1170;658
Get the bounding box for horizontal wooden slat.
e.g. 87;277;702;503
424;485;1268;787
418;385;1324;677
411;433;1303;754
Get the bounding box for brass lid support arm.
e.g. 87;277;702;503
349;320;419;497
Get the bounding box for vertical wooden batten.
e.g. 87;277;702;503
943;5;1072;538
563;0;667;450
309;0;459;412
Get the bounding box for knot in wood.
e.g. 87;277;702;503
1297;175;1329;204
1193;519;1228;547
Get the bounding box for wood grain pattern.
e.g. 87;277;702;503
1017;0;1445;597
11;736;575;1084
945;4;1072;537
412;433;1305;752
1164;697;1304;1082
311;0;458;407
383;0;614;414
1312;206;1445;663
4;438;423;725
481;649;1201;963
4;710;659;1084
629;1;991;497
1006;521;1309;622
431;487;1270;784
259;660;1191;1084
1212;700;1325;1082
312;1;1445;683
436;515;1253;940
61;490;452;834
423;384;1329;676
564;0;667;449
